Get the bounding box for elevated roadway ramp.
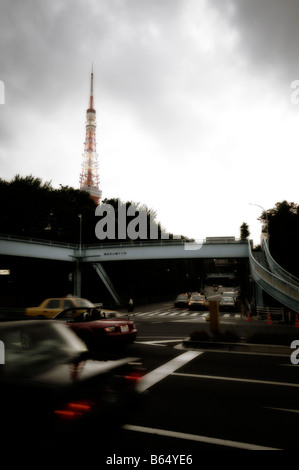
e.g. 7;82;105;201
249;240;299;314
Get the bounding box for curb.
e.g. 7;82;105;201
182;339;291;356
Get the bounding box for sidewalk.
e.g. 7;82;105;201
182;317;299;355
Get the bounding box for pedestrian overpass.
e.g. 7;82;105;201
0;235;249;262
1;234;298;313
0;235;248;304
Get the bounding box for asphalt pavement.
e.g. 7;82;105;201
118;299;299;356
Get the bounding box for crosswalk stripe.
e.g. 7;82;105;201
134;309;240;319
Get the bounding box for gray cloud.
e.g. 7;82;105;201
211;0;299;83
0;0;298;243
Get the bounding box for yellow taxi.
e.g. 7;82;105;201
25;297;96;319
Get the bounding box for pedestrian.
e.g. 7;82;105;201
128;298;134;316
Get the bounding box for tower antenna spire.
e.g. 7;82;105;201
79;66;102;205
89;63;94;110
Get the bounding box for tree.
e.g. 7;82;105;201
240;222;250;240
0;175;177;245
99;198;170;242
0;175;98;244
259;201;299;277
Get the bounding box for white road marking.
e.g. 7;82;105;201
265;407;299;414
136;339;186;346
137;351;203;392
172;372;299;388
178;311;189;316
122;424;280;450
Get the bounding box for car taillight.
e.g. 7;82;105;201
104;326;116;332
54;400;93;420
125;371;144;382
125;362;145;384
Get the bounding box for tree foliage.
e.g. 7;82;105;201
240;222;250;240
0;175;98;244
259;200;299;276
0;175;171;244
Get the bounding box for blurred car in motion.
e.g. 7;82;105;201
174;293;190;308
219;296;236;311
53;307;137;350
25;297;96;319
222;290;239;301
188;293;208;310
0;320;142;448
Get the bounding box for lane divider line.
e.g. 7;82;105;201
172;372;299;388
122;424;280;450
265;407;299;414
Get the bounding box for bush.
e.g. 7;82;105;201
212;330;241;343
189;330;211;341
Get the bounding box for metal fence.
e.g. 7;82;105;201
255;306;284;322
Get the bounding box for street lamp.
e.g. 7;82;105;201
249;203;269;241
78;214;82;257
76;214;82;297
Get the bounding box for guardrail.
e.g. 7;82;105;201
256;306;284;322
0;234;78;249
0;233;248;251
249;240;299;313
263;239;299;287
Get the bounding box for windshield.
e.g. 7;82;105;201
191;295;204;300
76;299;95;307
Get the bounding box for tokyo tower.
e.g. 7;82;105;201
79;66;102;205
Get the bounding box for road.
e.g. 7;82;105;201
97;301;299;462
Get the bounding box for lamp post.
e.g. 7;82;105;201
76;214;82;297
78;214;82;257
249;203;269;241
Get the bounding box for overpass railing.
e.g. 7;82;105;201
249;240;299;313
0;234;78;249
0;233;248;251
263;239;299;288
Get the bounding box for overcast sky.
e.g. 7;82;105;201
1;0;299;245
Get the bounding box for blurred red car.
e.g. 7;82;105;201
53;307;137;350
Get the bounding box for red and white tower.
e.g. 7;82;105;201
80;66;102;204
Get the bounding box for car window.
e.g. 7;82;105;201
63;299;75;308
45;299;60;309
